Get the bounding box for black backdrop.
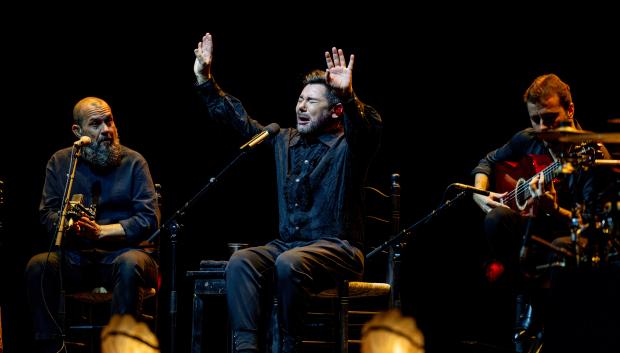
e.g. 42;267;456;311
2;6;620;353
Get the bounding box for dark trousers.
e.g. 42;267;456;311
485;207;573;347
484;207;526;272
24;249;158;340
484;207;557;286
225;237;364;353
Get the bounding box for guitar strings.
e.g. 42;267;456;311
501;160;561;204
499;144;595;205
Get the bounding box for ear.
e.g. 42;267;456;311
567;102;575;120
331;103;344;118
72;124;82;138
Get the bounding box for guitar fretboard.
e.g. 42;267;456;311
501;160;561;206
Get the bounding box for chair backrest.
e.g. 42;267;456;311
0;179;4;235
154;183;162;224
363;173;401;308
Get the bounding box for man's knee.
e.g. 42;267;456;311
25;252;57;279
226;249;255;277
114;251;153;281
485;207;513;226
274;252;302;281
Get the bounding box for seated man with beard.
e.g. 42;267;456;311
25;97;160;353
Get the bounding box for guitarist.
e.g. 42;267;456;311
470;73;610;351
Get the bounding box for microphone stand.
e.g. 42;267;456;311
55;145;84;248
366;191;469;260
387;174;400;308
146;149;249;353
51;143;84;335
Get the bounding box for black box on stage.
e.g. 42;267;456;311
186;260;229;353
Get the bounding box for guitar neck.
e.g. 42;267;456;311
496;144;597;212
531;160;561;186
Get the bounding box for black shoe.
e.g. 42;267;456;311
513;294;533;353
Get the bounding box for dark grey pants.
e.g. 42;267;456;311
25;249;158;340
225;237;364;352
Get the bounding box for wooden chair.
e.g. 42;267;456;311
64;287;158;352
62;184;162;353
270;174;402;353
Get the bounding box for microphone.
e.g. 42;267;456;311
74;136;92;147
240;123;280;151
451;183;490;196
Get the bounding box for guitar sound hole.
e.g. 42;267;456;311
515;178;529;211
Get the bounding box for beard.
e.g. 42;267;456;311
297;114;330;136
82;138;122;170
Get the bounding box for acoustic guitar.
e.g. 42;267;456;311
494;144;598;214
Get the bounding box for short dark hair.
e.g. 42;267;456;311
303;70;341;108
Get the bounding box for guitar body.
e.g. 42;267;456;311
495;154;554;213
493;144;599;215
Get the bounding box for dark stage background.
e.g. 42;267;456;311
2;6;620;353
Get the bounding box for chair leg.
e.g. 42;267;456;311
88;303;96;353
338;281;349;353
339;297;349;353
191;293;205;353
270;297;280;353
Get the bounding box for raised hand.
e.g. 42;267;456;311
325;47;354;97
194;32;213;84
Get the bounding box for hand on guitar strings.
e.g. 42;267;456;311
473;191;508;214
528;172;559;217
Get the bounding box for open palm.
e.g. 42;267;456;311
325;47;354;96
194;33;213;80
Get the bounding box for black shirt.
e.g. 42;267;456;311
472;128;610;213
197;79;382;245
40;145;159;259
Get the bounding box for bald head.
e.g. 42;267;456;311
71;96;121;169
73;97;113;126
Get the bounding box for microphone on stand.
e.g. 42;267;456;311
450;183;491;196
74;136;92;147
240;123;280;151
